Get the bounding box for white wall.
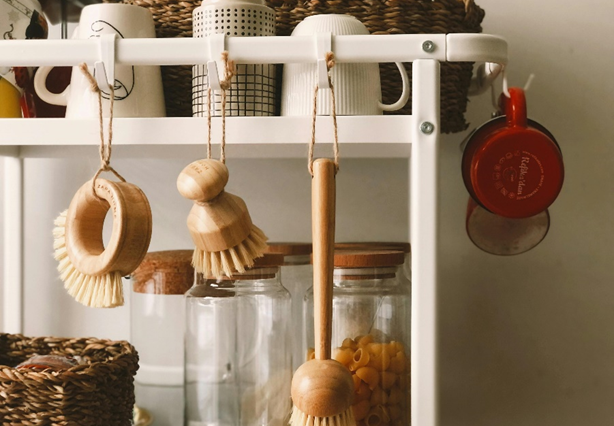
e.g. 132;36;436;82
2;0;614;425
436;1;614;425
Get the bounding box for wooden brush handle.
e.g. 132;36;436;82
177;159;229;202
65;178;152;276
312;158;336;361
187;191;253;252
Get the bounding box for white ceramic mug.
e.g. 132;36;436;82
281;14;410;116
33;4;166;118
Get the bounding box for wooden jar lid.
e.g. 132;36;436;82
250;252;285;268
332;250;405;268
265;243;312;265
132;250;194;295
335;242;411;253
264;242;313;256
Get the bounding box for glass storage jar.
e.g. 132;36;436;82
264;242;312;372
305;250;410;426
131;250;193;386
336;242;411;283
185;253;291;426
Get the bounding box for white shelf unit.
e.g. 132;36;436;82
0;33;507;426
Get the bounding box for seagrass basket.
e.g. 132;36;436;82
0;334;139;426
107;0;484;132
271;0;485;133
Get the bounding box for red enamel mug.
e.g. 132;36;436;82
462;87;564;218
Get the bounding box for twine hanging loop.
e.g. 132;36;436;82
79;63;126;199
206;52;236;163
219;51;236;164
308;52;339;176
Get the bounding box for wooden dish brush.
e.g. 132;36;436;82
52;63;153;308
177;158;268;278
290;158;355;426
53;178;152;308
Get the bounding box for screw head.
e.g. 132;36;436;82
422;40;435;53
420;122;435;134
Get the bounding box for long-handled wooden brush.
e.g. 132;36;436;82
177;158;268;278
290;158;355;426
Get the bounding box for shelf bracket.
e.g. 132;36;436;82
94;33;117;91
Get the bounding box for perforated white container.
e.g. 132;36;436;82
192;0;277;117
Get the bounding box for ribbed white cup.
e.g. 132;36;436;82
282;14;385;116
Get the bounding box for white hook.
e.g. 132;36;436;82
467;62;503;96
524;74;536;92
502;69;535;98
501;66;511;98
94;33;116;90
315;32;333;89
207;33;226;91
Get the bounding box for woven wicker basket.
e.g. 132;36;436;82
0;334;139;426
271;0;485;133
108;0;484;132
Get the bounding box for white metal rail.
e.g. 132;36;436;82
0;33;508;426
0;34;507;67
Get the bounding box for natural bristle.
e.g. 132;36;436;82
192;224;268;277
290;405;355;426
53;210;124;308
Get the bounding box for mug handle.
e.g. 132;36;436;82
378;62;410;112
32;25;79;107
500;87;528;128
33;66;70;107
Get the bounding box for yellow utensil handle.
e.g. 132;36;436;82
0;77;22;118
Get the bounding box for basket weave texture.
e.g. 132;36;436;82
271;0;485;133
0;334;138;426
108;0;484;132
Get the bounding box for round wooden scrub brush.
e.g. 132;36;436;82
53;178;152;308
290;159;355;426
177;158;268;278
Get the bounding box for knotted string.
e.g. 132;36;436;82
308;52;339;176
206;52;236;163
206;86;212;159
79;63;126;199
219;51;235;164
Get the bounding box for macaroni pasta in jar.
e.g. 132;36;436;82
305;250;410;426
